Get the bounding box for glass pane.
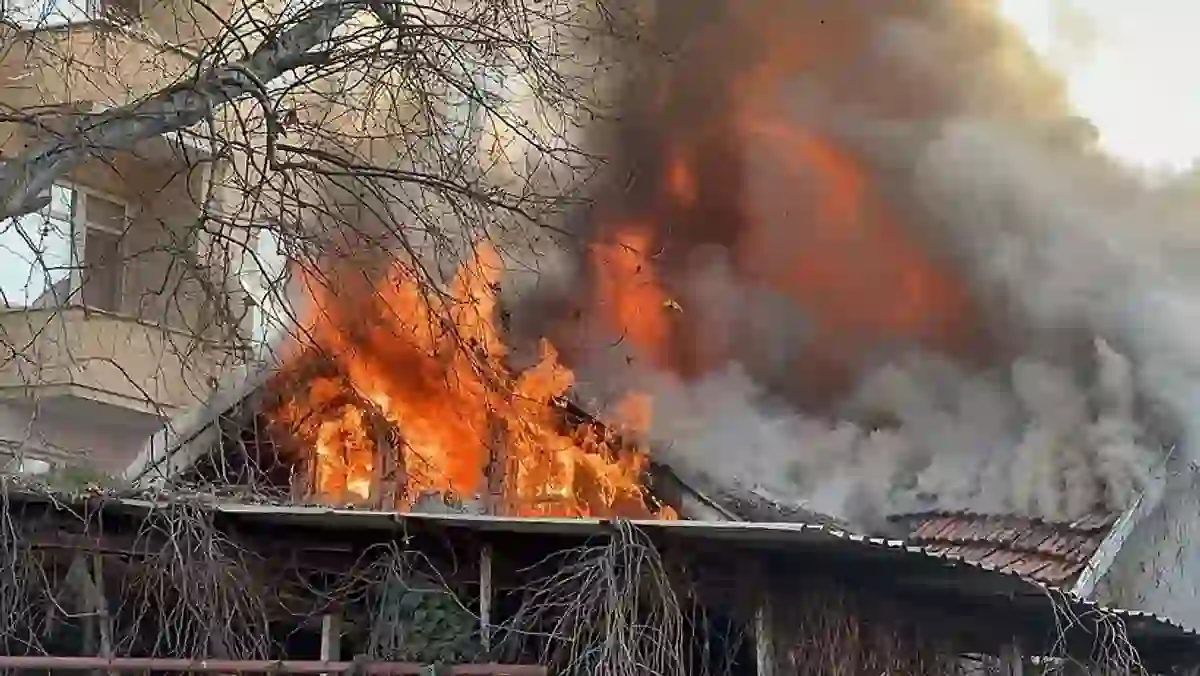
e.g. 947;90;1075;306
3;0;91;27
81;228;122;312
0;209;74;307
240;228;291;345
85;194;125;232
48;184;73;220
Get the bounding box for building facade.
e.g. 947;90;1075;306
0;0;286;473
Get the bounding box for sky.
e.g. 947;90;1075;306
996;0;1200;172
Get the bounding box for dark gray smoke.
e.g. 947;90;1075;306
495;0;1198;530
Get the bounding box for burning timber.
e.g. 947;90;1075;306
124;339;743;521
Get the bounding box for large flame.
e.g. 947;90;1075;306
585;0;983;397
271;244;669;518
267;0;1043;520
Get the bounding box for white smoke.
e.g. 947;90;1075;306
635;335;1156;526
571;115;1189;529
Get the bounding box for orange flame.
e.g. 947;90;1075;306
586;0;982;393
590;225;674;370
273;0;997;521
272;245;669;519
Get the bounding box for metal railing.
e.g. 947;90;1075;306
0;657;545;675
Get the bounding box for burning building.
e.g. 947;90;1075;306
122;0;1200;661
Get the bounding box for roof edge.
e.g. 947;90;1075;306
122;361;278;485
1070;462;1169;599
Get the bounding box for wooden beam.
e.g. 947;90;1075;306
479;544;494;652
0;657;546;675
754;594;774;676
320;613;342;676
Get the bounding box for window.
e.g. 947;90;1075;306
2;0;139;27
0;183;129;311
78;192;127;312
0;185;72;307
236;226;291;350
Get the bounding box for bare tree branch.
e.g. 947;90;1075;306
0;0;362;219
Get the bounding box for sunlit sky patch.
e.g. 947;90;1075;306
996;0;1200;172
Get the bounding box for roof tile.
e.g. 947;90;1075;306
891;510;1118;587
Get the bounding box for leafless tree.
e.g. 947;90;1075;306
0;0;643;477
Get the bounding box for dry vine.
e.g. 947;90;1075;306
0;487;45;655
499;521;690;676
1046;589;1151;676
770;583;960;676
116;500;271;659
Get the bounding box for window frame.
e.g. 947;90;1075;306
2;0;141;27
67;182;132;313
240;224;291;349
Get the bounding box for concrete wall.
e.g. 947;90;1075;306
0;23;192;114
0;398;160;474
0;0;273;474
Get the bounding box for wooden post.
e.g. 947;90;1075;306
320;613;342;676
483;413;507;515
999;640;1024;676
371;419;398;511
64;552;111;676
754;595;774;676
479;544;493;653
290;456;312;503
63;554;98;658
89;554;112;662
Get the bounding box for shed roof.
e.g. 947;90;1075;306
5;487;1197;668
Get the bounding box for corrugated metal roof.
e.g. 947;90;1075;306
891;510;1119;587
83;499;1104;592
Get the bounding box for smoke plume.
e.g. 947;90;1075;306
505;0;1200;527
